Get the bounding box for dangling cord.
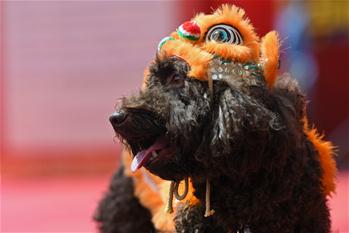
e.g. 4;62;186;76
174;177;189;200
165;181;175;213
204;178;215;217
207;69;214;98
205;69;215;217
166;178;189;214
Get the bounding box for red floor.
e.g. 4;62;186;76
1;172;348;233
1;175;110;233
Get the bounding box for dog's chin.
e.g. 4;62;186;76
144;155;188;181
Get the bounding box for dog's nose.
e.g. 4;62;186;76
109;110;128;126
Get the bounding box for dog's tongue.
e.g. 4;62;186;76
131;136;168;172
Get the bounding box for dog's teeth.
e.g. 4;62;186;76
148;151;160;164
152;151;158;159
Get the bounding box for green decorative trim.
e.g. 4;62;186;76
177;29;200;41
158;36;175;51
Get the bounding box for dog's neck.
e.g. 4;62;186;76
190;172;267;231
189;134;311;231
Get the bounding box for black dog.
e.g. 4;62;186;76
95;55;332;233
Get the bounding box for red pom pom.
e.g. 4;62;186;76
181;21;201;35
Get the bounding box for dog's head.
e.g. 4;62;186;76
111;56;211;181
110;5;306;181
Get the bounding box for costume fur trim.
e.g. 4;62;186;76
303;118;337;196
159;39;213;80
260;31;280;88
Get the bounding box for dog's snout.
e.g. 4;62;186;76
110;110;128;126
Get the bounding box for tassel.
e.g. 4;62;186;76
204;178;215;217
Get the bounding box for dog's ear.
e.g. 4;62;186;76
209;82;280;155
197;75;306;174
271;74;307;148
273;74;306;123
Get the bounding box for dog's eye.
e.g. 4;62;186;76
206;24;243;45
164;72;185;88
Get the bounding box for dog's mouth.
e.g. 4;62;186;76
130;135;177;172
110;108;178;173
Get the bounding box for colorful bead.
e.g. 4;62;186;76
177;21;201;41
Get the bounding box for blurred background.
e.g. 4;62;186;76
0;0;348;232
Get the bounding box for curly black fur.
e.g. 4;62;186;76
94;166;156;233
102;56;331;233
174;203;226;233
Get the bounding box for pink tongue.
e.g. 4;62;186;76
131;136;168;172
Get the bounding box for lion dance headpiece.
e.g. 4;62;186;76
143;4;279;90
